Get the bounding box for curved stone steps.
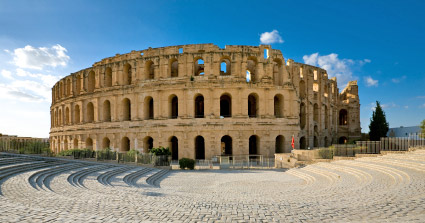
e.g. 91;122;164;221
123;167;153;187
0;157;37;167
96;166;136;186
67;165;112;188
146;169;170;188
285;168;316;185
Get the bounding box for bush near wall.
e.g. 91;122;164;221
179;158;195;170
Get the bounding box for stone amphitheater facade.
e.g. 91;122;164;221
49;44;361;160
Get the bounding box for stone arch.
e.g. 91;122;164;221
273;58;283;85
299;80;306;98
74;104;80;124
246;57;257;82
274;94;284;118
339;136;348;144
75;74;82;95
220;93;232;117
249;135;259;155
105;67;112;87
86;137;93;150
248;93;259;118
145;60;154;80
169;136;178;160
169;94;178;119
195;135;205;159
314;103;319;123
103;100;111;122
66;79;71;96
221;135;232;155
194;94;204;118
220;57;231;76
194;57;204;76
73;138;78;149
299;136;307;149
339;109;348;125
102;137;110;149
169;58;179;77
275;135;285;153
324;105;329;129
60;81;64;98
58;109;62;126
144;96;154;120
300;102;306;129
88;70;95;93
122;98;131;121
64;138;68;151
143;136;153;153
123;63;132;85
65;107;70;125
86;102;94;123
121;136;130;152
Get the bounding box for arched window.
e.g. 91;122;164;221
73;138;78;149
60;82;64;97
220;58;231;76
170;59;178;77
274;94;284;118
58;109;62;126
74;105;80;124
314;103;319;123
248;93;258;118
123;63;132;85
170;136;178;160
86;137;93;150
145;97;154;119
103;100;111;122
220;94;231;117
146;61;154;79
102;137;110;149
299;80;306;98
121;137;130;152
86;102;94;123
194;95;204;118
249;135;259;155
221;135;232;155
65;107;70;125
275;135;285;153
88;71;95;93
194;58;204;76
169;95;178;119
75;74;81;95
246;58;257;82
273;59;282;85
144;136;153;153
339;109;348;125
195;136;205;159
339;136;348;144
105;67;112;87
122;98;131;121
300;137;306;149
66;79;71;96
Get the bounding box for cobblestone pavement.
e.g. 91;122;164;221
1;149;425;222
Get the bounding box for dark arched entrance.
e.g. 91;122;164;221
221;135;232;155
195;136;205;159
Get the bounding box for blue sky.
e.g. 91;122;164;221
0;0;424;138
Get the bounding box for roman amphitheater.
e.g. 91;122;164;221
49;44;361;159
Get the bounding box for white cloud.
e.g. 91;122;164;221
381;102;397;109
364;76;378;87
1;69;13;79
303;53;360;87
404;105;409;109
12;44;70;70
391;75;406;83
260;30;284;44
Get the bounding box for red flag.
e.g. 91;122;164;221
291;135;295;149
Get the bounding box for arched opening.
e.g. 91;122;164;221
274;94;284;118
339;109;348;125
300;103;306;129
123;63;132;85
65;107;70;125
248;93;258;118
121;137;130;152
144;136;154;153
54;110;58;127
299;80;306;98
74;105;80;124
64;139;68;151
249;135;259;155
88;71;95;93
122;98;131;121
314;136;319;148
66;79;71;96
325;106;329;129
220;94;231;117
339;136;348;144
103;100;111;122
144;97;154;119
194;58;204;76
195;136;205;159
221;135;232;155
220;58;231;76
324;136;329;147
170;59;179;77
170;136;178;160
146;60;154;79
314;103;319;123
300;137;306;149
105;67;112;87
86;137;93;150
57;139;61;152
246;58;256;82
194;95;204;118
86;102;94;123
102;137;110;149
73;138;78;149
275;135;285;153
58;109;62;126
75;74;81;95
169;95;178;119
60;82;64;97
273;59;282;85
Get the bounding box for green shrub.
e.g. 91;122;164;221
150;147;171;156
318;148;334;159
126;149;140;157
179;158;195;170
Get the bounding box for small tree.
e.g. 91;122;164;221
420;119;425;136
369;101;389;141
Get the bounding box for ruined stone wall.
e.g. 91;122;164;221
49;44;361;159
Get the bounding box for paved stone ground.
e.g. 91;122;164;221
1;149;425;222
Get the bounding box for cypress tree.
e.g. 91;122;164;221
369;101;389;141
420;119;425;136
